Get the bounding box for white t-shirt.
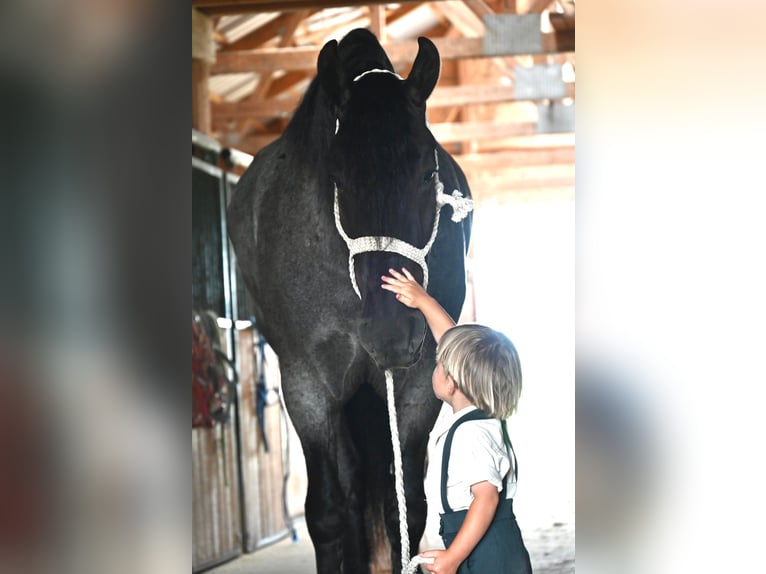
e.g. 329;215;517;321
425;404;517;512
420;404;517;551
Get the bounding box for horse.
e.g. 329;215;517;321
227;28;473;574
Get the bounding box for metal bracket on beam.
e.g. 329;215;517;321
515;64;566;100
484;14;542;56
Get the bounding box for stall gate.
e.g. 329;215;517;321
192;130;295;572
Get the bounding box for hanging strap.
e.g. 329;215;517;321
440;410;518;514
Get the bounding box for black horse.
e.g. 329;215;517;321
228;29;472;573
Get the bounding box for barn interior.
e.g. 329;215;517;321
191;1;575;573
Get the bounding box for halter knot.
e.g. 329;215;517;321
436;188;474;223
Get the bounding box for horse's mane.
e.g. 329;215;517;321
281;78;335;165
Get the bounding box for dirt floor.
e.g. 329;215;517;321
206;514;574;574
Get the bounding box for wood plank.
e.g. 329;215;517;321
212;82;575;119
192;8;216;63
212;33;573;74
549;12;575;31
467;167;574;197
434;1;484;37
524;0;552;13
194;0;425;16
221;11;313;51
246;11;305;102
228;129;574;162
192;60;212;134
468;162;574;181
454;147;575;168
369;5;386;42
471;131;574;150
430;82;575;107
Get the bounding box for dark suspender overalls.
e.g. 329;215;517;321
438;409;533;573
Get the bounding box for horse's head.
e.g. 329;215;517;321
318;30;442;369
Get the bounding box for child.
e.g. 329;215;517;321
381;268;532;574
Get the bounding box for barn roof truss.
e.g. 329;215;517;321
192;0;575;203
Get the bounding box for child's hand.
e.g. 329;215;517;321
418;549;460;574
381;267;428;309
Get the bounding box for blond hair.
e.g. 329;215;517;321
436;324;522;419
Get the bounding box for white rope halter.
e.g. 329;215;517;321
333;150;472;299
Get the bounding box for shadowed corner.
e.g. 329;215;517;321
576;358;666;574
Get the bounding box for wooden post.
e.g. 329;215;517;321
192;8;216;134
369;5;386;43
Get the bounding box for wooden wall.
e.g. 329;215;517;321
192;422;242;571
236;327;291;551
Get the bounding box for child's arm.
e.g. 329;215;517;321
419;481;499;574
380;267;455;343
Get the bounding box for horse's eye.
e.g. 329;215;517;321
423;171;436;183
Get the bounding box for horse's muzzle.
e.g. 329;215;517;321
357;309;426;369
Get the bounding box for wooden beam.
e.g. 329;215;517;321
194;0;426;16
369;5;386;42
454;147;574;169
220;11;313;51
429;82;575;107
474;132;574;150
236;12;306;140
434;1;484;37
193;9;215;134
212;33;573;74
212;82;575;119
231;130;576;157
192;8;216;63
524;0;552;13
193;60;212;134
549;12;575;31
248;11;305;99
265;70;311;97
465;163;575;190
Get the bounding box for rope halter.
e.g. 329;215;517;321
333;149;473;299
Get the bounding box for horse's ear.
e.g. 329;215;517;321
405;37;440;106
318;39;346;106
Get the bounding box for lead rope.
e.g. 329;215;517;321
385;369;434;574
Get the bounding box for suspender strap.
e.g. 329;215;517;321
440;410;518;514
500;419;518;483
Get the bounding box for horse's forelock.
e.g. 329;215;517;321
337;29;394;81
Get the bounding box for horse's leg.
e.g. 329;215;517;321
281;366;368;574
383;371;442;573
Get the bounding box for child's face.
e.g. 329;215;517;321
432;361;451;402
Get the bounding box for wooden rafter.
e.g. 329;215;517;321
524;0;553;13
368;5;386;42
212;33;573;74
212;82;575;120
233;10;306;139
197;1;575;202
220;11;313;50
194;0;429;16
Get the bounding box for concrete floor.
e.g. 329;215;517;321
206;518;315;574
204;515;575;574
